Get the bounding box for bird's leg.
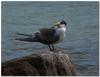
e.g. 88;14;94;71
51;44;55;51
48;45;53;51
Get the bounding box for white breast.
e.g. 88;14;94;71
55;27;66;43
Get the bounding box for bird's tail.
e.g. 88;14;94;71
15;37;37;42
15;32;38;42
16;32;32;36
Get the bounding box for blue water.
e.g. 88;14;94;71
2;2;99;76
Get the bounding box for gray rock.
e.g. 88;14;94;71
2;49;76;76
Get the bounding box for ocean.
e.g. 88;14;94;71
2;1;99;76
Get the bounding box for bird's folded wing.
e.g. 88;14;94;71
16;32;32;36
39;28;56;36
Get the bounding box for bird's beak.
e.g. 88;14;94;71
53;22;60;28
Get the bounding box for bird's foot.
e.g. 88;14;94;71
50;49;55;51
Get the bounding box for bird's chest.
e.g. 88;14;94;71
56;28;66;43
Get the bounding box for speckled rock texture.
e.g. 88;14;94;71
2;49;76;76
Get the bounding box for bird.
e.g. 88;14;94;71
15;20;67;51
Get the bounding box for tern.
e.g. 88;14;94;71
15;20;67;51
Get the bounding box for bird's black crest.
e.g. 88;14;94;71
60;20;67;25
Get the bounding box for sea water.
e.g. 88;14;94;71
2;2;99;76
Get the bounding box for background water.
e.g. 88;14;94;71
2;1;99;76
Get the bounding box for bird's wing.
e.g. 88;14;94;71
16;32;32;36
38;28;59;44
15;32;37;42
15;28;59;43
39;28;56;36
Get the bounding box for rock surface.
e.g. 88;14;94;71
2;49;76;76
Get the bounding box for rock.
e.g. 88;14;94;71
2;49;76;76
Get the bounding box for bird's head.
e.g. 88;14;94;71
60;20;67;26
53;20;67;28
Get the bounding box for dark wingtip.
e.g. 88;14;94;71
15;32;31;36
15;37;36;42
15;38;22;41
